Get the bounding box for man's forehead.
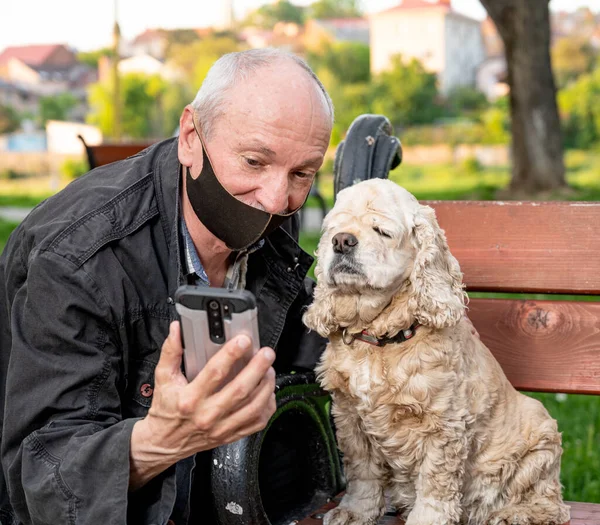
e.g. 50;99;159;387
224;64;330;122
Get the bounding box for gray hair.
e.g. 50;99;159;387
191;48;334;138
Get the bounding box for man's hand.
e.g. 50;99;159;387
129;321;276;490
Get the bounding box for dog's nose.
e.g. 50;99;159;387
332;232;358;254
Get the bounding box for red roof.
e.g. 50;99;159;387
375;0;451;16
0;44;67;67
131;29;166;45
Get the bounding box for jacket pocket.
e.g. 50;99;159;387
125;359;157;414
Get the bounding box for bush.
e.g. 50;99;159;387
460;156;483;174
61;158;89;181
0;169;27;180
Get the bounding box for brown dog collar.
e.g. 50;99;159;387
342;322;420;347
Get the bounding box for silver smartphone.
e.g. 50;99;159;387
174;285;260;383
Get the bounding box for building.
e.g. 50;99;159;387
128;29;168;60
97;53;184;84
476;17;508;100
0;44;95;96
369;0;485;94
304;18;370;50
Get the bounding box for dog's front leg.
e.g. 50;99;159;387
325;410;387;525
405;427;467;525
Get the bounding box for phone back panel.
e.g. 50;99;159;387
176;304;260;382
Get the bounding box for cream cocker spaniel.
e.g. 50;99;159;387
303;179;569;525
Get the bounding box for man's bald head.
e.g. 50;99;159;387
191;48;334;139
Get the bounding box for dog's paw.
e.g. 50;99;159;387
323;507;378;525
405;502;459;525
484;509;533;525
484;504;569;525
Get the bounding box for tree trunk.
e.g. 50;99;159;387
479;0;566;194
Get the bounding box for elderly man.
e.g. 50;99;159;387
0;49;333;524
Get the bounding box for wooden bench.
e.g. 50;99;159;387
77;135;155;170
299;200;600;525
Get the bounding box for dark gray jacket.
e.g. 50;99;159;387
0;138;325;525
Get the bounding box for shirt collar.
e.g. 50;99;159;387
179;216;264;289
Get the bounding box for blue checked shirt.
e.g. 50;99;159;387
180;218;263;289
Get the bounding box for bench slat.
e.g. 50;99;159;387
425;201;600;295
89;143;154;168
469;298;600;395
299;499;596;524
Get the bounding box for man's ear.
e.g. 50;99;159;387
177;105;197;168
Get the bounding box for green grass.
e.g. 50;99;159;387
309;149;600;207
528;392;600;502
0;194;48;208
0;219;18;253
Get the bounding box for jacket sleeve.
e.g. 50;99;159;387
1;249;176;525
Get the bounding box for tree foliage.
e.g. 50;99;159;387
87;73;171;139
243;1;305;28
166;36;243;88
552;36;597;89
0;104;20;134
308;0;362;19
77;48;113;68
307;41;370;84
39;93;78;126
558;67;600;149
371;55;441;128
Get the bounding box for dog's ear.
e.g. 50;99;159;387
302;254;340;338
407;204;466;328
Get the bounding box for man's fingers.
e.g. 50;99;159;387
212;371;277;441
154;321;184;384
187;335;255;399
214;347;276;409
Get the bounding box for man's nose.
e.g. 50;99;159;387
256;172;290;215
332;232;358;255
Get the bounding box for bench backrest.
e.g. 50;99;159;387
77;135;156;170
426;201;600;396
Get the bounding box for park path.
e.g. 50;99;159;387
0;207;33;222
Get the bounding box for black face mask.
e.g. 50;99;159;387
185;121;307;251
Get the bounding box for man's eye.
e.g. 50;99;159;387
293;171;312;180
373;227;392;238
244;157;261;168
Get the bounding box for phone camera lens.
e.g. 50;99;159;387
209;300;219;311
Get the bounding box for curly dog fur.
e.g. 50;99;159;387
303;179;569;525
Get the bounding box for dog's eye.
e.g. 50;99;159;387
373;227;392;239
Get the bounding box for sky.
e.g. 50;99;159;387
0;0;599;52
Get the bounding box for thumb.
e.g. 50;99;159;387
155;321;184;384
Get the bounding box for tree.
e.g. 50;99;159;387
164;29;201;59
78;48;113;68
0;104;20;134
444;86;489;118
87;73;168;139
479;0;566;194
39;93;78;126
244;1;305;28
552;36;597;89
307;41;370;84
371;55;441;128
166;36;242;88
558;68;600;149
308;0;362;19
